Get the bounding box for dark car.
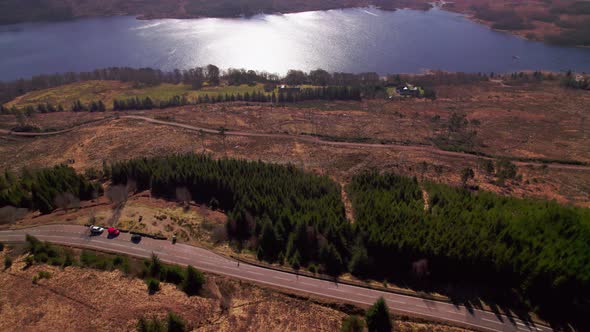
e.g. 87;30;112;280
131;234;142;243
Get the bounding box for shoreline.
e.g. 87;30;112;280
3;3;584;49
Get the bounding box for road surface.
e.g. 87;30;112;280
0;225;556;332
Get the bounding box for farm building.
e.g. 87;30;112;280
397;84;421;97
279;85;301;94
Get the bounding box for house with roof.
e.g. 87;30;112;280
397;84;422;97
278;85;301;94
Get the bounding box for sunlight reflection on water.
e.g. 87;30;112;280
1;7;589;80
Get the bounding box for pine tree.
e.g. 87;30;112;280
365;297;392;332
182;265;204;296
166;312;186;332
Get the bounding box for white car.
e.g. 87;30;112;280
90;225;104;234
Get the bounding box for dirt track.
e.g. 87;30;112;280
2;114;587;172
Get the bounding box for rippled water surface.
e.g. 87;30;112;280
1;7;590;80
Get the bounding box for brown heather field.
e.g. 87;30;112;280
0;250;472;332
0;78;587;331
1;78;589;207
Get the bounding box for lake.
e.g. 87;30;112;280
1;6;590;81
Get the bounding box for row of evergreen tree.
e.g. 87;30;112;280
2;156;587;325
111;87;361;111
346;172;590;325
107;155;590;306
72;100;107;112
0;165;102;214
3;64;585;107
3;86;361;115
0;100;107;115
107;154;351;274
113;97;159;111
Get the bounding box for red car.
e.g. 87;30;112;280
107;227;120;236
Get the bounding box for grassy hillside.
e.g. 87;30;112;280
5;81;267;111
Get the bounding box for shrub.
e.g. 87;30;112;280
496;158;518;182
35;252;49;263
80;250;97;266
26;234;42;253
365;297;392;332
0;242;4;251
120;257;131;274
341;315;365;332
164;265;185;285
63;251;76;267
4;256;12;269
148;253;163;279
38;271;51;279
307;264;319;274
145;278;160;295
49;256;65;266
182;265;204;296
166;312;186;332
113;255;124;266
137;316;166;332
24;255;34;268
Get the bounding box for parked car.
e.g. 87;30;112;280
131;234;142;243
107;227;120;237
89;225;104;235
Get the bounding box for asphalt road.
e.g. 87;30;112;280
0;225;556;332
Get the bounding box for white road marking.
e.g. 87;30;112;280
482;318;503;325
353;292;380;300
273;276;292;282
0;227;558;332
299;281;317;287
328;288;348;293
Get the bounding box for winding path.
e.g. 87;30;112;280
0;225;556;332
1;114;588;171
124;116;590;171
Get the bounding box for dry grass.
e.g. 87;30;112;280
1;79;589;207
5;81;132;110
4;80;267;112
0;250;472;332
5;195;227;244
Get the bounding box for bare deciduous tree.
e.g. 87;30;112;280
54;192;80;212
412;259;430;278
176;187;192;211
107;185;128;206
106;179;136;226
0;206;19;225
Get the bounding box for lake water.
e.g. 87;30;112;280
1;7;590;81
